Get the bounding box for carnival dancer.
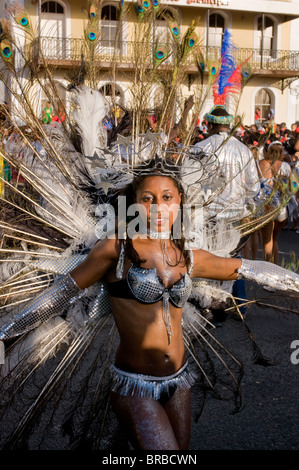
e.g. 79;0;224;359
1;9;298;451
1;154;299;450
258;140;295;265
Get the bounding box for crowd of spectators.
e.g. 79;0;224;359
0;101;66;191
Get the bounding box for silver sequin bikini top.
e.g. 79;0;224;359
126;265;192;307
106;249;193;343
107;250;193;308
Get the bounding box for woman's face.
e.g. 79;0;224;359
135;176;182;232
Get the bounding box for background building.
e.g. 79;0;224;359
2;0;299;128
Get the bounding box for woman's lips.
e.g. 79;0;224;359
150;217;169;226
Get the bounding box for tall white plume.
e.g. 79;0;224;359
71;86;109;159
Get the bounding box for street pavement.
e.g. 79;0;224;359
190;228;299;452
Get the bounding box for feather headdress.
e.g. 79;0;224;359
212;29;242;105
212;28;252;108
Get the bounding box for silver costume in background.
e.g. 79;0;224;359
193;132;260;221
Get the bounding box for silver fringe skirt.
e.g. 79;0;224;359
110;362;197;401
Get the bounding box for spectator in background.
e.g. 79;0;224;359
52;104;65;125
283;136;299;232
279;122;286;136
147;114;157;131
234;115;246;137
0;125;12;188
258;141;294;265
43;101;53;125
190;127;205;144
268;109;276;134
201;119;208;134
291;121;299;138
255;106;261;127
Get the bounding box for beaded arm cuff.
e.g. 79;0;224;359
238;258;299;292
0;274;86;341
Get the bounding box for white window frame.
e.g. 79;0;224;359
39;0;71;59
205;10;232;49
98;82;124;107
252;87;276;125
100;3;123;54
254;14;281;62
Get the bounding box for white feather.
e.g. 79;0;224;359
0;317;71;377
71;86;109;158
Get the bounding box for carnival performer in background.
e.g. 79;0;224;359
193;104;260;221
191;104;260;321
42;101;53;125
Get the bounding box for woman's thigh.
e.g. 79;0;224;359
260;222;274;245
260;222;274;259
164;386;192;450
273;219;287;240
110;387;191;450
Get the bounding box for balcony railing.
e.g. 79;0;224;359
26;37;299;73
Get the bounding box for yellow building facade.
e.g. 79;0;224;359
2;0;299;128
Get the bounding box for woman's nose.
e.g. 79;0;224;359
156;195;167;207
150;203;160;214
150;199;166;211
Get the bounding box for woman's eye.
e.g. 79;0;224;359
142;196;152;202
163;194;172;201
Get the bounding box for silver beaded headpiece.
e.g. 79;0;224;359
83;131;207;197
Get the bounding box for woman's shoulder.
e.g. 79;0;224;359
91;236;121;261
258;159;272;176
258;158;268;169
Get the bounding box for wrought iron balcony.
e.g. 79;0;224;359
26;36;299;76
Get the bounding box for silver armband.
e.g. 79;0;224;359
238;258;299;292
0;274;86;341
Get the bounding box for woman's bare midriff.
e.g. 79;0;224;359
110;297;186;377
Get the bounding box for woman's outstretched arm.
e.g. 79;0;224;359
0;238;119;341
192;249;241;280
192;249;299;294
